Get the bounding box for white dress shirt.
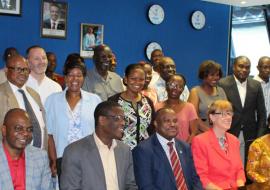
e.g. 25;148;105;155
26;75;62;105
234;75;247;107
94;133;119;190
254;75;270;117
9;82;46;149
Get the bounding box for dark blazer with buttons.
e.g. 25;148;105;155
218;75;267;142
132;133;203;190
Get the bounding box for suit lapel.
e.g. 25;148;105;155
25;146;34;190
0;144;14;190
243;79;252;109
209;130;230;161
152;134;176;187
5;82;19;108
228;76;243;110
114;142;123;190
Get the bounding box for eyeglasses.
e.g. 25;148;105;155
14;125;33;134
8;66;30;74
214;111;234;117
167;83;183;90
105;115;125;122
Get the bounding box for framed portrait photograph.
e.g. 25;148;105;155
0;0;21;16
41;0;67;39
80;23;104;58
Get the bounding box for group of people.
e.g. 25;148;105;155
0;43;269;190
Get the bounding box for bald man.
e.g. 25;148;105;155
133;108;202;190
0;108;52;189
254;56;270;118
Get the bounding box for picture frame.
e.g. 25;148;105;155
41;0;67;39
0;0;21;16
80;23;104;58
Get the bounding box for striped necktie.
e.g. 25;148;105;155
167;142;188;190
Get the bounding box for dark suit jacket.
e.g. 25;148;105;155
0;0;15;10
132;134;202;190
43;19;65;30
218;75;267;141
61;135;137;190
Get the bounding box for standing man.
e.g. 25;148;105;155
149;49;164;87
43;3;65;30
152;56;189;102
26;45;62;105
0;108;52;190
0;55;46;149
219;55;267;165
82;44;124;101
254;56;270;118
133;108;202;190
61;101;137;190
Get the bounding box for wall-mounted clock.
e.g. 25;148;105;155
148;4;165;25
145;42;162;60
191;10;206;30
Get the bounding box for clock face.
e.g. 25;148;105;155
148;4;165;25
191;11;206;30
146;42;162;60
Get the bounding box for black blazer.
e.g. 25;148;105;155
218;75;267;141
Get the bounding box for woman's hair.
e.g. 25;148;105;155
166;73;187;86
198;60;223;80
124;63;144;77
63;58;87;77
64;53;85;65
208;100;233;125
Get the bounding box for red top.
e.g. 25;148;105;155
3;144;26;190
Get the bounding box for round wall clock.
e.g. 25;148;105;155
148;4;165;25
191;10;206;30
145;42;162;60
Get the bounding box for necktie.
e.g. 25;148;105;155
52;22;56;29
18;89;42;148
167;142;188;190
218;137;228;154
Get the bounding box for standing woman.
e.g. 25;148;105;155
188;60;226;132
109;63;154;149
155;74;198;143
192;100;245;190
45;58;101;178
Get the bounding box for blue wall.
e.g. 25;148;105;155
0;0;230;88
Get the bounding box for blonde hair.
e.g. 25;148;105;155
208;100;233;125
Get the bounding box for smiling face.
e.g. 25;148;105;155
258;57;270;82
65;68;84;93
155;108;178;141
124;68;145;94
159;57;176;81
203;71;220;87
141;63;152;88
2;110;33;154
50;5;59;21
166;75;185;100
94;46;113;75
27;47;48;76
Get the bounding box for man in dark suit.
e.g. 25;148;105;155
61;101;137;190
43;3;65;30
0;0;16;10
218;55;267;165
133;108;202;190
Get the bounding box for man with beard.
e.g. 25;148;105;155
82;44;124;101
0;108;52;189
0;55;47;150
61;101;137;190
218;56;267;166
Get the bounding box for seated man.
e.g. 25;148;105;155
61;101;137;190
0;108;52;189
133;107;202;190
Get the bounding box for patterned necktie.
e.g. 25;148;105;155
167;142;188;190
218;136;228;154
52;22;56;29
18;89;42;148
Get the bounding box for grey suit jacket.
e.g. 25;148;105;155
0;143;52;190
0;81;48;150
218;75;267;141
61;135;138;190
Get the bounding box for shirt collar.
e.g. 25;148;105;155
233;75;247;86
8;81;27;93
156;133;175;147
94;133;117;150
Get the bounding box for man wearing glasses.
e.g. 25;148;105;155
61;101;137;190
0;55;46;150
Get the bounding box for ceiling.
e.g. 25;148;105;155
202;0;270;7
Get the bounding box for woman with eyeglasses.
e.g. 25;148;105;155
188;60;227;133
108;63;154;149
246;115;270;190
155;74;198;143
45;57;101;181
191;100;246;190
